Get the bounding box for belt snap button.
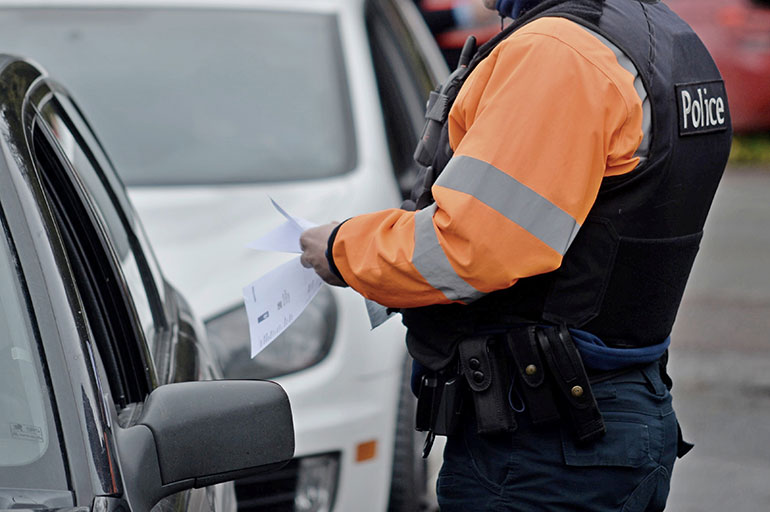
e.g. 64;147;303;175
525;364;537;376
472;371;485;383
469;357;481;370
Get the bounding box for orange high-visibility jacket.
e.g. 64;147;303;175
332;17;644;308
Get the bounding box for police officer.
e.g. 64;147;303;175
300;0;731;509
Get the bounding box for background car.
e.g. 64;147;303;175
0;1;449;511
0;55;294;511
667;0;770;133
416;0;503;68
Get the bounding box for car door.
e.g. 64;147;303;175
29;84;221;512
1;57;292;512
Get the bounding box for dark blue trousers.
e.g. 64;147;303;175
437;363;679;511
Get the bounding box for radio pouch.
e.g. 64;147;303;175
458;336;517;435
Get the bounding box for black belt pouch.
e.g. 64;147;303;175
458;336;517;435
506;326;561;425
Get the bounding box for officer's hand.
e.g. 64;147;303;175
300;222;347;287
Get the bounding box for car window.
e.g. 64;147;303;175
54;92;169;311
0;210;69;496
32;102;157;407
0;7;356;185
366;0;438;195
39;99;164;344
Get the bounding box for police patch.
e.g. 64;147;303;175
676;80;728;136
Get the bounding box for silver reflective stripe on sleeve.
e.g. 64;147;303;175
435;155;581;255
413;204;486;303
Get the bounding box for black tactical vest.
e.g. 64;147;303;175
403;0;732;370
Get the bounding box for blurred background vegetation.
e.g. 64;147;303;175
729;134;770;165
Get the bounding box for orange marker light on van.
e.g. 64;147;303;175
356;440;378;462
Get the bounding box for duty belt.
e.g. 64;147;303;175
415;325;606;457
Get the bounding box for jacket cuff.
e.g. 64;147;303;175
326;220;349;284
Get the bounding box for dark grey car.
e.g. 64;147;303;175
0;55;294;512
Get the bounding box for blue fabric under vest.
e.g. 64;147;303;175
570;329;671;371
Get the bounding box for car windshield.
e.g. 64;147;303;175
0;7;356;186
0;217;68;499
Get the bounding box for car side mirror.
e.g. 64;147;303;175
116;380;294;511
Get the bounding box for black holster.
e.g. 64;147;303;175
518;326;606;444
415;364;465;437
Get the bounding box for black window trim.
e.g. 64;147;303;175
31;109;154;407
51;90;168;331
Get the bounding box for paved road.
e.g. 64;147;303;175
424;165;770;511
667;165;770;511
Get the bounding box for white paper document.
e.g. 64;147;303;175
246;198;316;254
243;198;394;358
243;256;323;357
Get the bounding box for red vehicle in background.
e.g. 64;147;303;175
667;0;770;133
418;0;503;68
